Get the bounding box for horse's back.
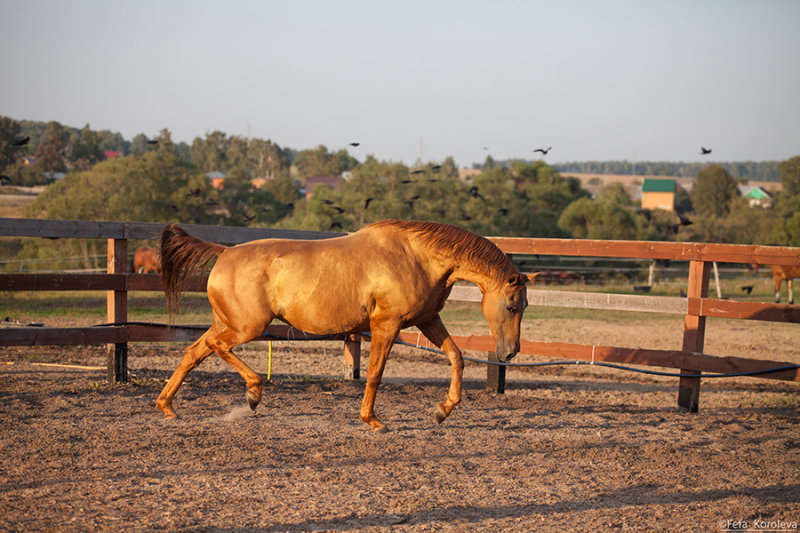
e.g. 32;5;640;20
205;225;449;334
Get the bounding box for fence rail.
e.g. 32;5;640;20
1;217;798;412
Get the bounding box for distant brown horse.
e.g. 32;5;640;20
133;246;161;274
753;264;800;304
158;219;537;432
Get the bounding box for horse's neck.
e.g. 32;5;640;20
447;263;502;293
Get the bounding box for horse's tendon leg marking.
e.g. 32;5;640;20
156;332;214;418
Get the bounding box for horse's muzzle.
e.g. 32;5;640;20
495;343;520;363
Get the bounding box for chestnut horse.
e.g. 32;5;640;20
133;246;161;274
753;264;799;304
158;219;536;432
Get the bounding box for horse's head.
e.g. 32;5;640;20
481;272;539;362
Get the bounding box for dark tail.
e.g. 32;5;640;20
160;224;226;322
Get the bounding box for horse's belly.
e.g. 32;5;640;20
277;300;370;336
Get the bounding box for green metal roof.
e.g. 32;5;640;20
642;178;676;193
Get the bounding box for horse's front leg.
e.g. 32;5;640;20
418;315;464;424
359;323;400;433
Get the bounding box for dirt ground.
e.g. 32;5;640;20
1;317;799;532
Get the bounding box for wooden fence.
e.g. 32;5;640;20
1;217;798;412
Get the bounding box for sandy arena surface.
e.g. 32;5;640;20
1;316;799;532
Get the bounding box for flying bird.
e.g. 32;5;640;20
410;170;425;175
468;186;486;201
242;213;256;222
700;147;712;155
497;208;509;216
12;136;30;147
431;165;441;172
677;214;693;226
741;285;754;295
405;200;415;210
186;188;202;198
330;221;343;230
323;199;335;205
533;146;552;155
148;139;159;145
364;197;375;209
460;213;472;221
331;206;345;214
349;142;360;147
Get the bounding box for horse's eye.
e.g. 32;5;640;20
506;305;516;313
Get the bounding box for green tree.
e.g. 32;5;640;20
69;124;104;171
558;195;641;240
690;164;739;217
34;121;70;174
0;115;24;172
24;151;208;223
294;145;340;180
778;155;800;198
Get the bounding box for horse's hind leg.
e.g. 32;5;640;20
206;330;264;411
789;279;794;305
156;329;216;418
418;315;464;425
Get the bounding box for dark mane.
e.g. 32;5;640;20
369;219;515;278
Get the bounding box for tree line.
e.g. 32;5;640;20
553;160;781;182
1;116;799;270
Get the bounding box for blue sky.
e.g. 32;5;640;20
1;0;798;168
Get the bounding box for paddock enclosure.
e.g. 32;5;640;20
1;217;799;531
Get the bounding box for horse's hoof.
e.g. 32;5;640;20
246;388;261;411
247;394;259;411
434;404;447;424
371;425;389;434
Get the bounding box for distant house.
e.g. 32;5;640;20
738;185;773;208
103;151;121;159
458;168;482;182
305;175;344;199
206;171;227;190
641;178;678;211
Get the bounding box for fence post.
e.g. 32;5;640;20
486;353;506;393
343;334;361;380
678;260;710;412
107;237;128;384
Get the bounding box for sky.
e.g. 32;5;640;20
1;0;798;168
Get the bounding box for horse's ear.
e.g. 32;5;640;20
525;272;542;284
507;273;521;286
